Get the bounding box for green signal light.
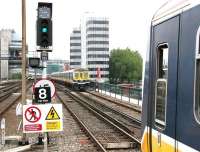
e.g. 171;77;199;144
42;27;48;33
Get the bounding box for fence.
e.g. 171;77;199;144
95;82;142;106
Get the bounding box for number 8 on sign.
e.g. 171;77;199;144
35;87;51;104
39;88;47;99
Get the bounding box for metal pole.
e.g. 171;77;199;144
115;85;116;99
0;54;1;81
34;69;36;83
43;132;48;152
42;55;48;151
21;0;27;145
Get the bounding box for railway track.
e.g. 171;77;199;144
0;80;21;86
26;91;98;152
0;83;21;102
78;91;142;140
0;81;32;116
83;91;141;121
56;85;141;151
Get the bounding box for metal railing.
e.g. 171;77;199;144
94;82;142;106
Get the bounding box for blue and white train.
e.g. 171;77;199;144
142;0;200;151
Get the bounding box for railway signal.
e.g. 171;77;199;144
37;2;52;50
37;19;52;48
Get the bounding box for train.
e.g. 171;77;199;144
141;0;200;151
50;68;91;91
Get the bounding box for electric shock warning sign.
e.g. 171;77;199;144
23;104;63;133
46;106;60;120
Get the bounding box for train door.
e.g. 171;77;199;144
150;16;180;152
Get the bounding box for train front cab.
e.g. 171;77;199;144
142;2;200;152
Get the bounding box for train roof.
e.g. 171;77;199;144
73;68;89;72
152;0;200;25
51;68;89;75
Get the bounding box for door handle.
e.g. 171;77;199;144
157;132;161;146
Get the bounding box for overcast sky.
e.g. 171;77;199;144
0;0;167;60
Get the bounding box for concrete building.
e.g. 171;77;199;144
70;15;109;82
0;29;12;80
0;29;23;80
85;17;109;81
70;28;81;69
8;33;22;77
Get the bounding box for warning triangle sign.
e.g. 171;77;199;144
46;106;60;120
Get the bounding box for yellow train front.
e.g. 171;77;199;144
51;68;91;91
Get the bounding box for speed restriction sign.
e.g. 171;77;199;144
33;79;56;98
35;87;51;104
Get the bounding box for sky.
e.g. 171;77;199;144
0;0;167;60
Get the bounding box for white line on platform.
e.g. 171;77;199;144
3;143;36;152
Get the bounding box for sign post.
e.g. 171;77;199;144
1;118;5;146
21;0;28;145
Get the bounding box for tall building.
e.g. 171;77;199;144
8;32;22;77
0;29;23;80
70;15;109;82
70;28;81;69
85;17;109;80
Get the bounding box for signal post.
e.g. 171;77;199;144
20;2;63;151
37;3;52;151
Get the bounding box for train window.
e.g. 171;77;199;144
155;79;167;127
80;73;83;79
84;72;88;79
75;73;79;79
194;29;200;124
66;73;69;79
157;44;168;79
195;54;200;122
155;44;168;129
69;73;72;80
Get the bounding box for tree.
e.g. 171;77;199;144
109;48;143;84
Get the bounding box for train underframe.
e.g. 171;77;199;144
72;82;92;91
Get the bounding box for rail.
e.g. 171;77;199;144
56;84;141;150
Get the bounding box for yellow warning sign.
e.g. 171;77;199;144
46;121;60;130
46;106;60;120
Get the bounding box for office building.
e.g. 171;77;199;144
70;15;109;81
0;29;23;80
85;17;109;81
70;28;81;69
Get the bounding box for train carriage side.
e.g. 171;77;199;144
142;2;200;152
